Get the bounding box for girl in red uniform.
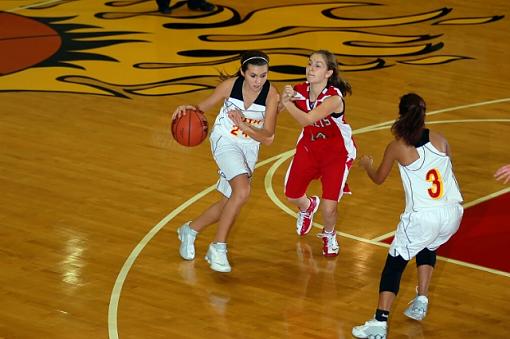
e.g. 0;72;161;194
281;50;356;256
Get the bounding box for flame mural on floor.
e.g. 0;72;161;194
0;0;503;97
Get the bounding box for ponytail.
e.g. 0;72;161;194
391;93;426;145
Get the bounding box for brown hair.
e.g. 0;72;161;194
312;50;352;96
220;50;269;80
391;93;426;145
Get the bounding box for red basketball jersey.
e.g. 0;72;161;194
292;82;356;160
284;82;356;201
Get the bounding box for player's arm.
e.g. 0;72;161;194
277;91;287;113
359;141;398;185
230;86;279;145
172;78;233;119
283;94;342;127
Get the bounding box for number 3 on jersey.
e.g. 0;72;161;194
426;168;444;199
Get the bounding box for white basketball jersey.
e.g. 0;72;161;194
212;76;269;145
398;130;463;212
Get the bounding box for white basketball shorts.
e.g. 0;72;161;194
210;129;260;198
389;203;464;260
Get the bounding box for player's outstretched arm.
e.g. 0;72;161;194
281;86;342;127
172;78;233;120
359;141;398;185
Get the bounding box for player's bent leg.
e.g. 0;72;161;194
316;199;339;256
416;247;437;267
206;174;249;272
352;254;407;338
404;248;435;320
191;197;228;232
320;199;338;231
177;197;227;260
214;174;250;242
379;253;409;295
415;247;435;296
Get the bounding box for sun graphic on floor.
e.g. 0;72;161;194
0;0;503;98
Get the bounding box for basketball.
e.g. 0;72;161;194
171;108;208;146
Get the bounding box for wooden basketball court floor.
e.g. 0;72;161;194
1;0;509;338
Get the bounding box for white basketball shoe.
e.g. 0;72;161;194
205;243;231;273
177;222;197;260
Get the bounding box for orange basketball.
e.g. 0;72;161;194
171;108;208;146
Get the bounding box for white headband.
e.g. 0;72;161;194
242;56;268;65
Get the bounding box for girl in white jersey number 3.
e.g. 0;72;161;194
352;93;463;339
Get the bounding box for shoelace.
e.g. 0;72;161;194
214;247;228;254
298;210;311;218
316;231;335;238
407;298;427;312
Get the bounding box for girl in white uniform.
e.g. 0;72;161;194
353;93;463;338
172;51;279;272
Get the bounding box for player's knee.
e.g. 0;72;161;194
239;186;251;203
379;254;408;294
231;185;250;204
416;248;437;267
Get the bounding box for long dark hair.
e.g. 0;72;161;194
220;50;269;80
391;93;426;145
313;50;352;96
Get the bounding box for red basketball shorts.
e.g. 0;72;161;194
284;141;353;201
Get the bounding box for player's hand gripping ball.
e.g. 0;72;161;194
172;108;208;146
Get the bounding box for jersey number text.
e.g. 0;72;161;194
426;168;444;199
